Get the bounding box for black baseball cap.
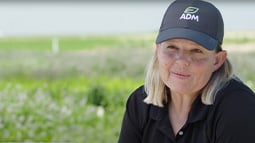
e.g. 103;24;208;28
156;0;224;50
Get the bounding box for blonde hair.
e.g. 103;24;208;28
144;45;233;107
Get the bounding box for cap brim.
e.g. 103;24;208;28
156;28;219;50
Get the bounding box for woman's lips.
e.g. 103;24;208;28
171;71;191;79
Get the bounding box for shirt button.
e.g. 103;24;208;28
178;131;184;136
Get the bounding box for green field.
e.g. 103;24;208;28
0;32;254;142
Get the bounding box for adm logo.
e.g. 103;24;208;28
179;7;199;22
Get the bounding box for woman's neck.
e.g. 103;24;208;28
168;92;198;136
170;92;197;111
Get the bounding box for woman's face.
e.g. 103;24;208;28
157;39;226;96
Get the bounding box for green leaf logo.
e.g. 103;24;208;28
184;7;199;14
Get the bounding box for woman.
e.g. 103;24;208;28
118;0;255;143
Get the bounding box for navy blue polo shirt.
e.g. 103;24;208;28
118;79;255;143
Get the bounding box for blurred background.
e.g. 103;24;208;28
0;1;254;142
0;1;255;36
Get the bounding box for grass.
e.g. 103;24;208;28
0;77;142;142
224;32;255;44
1;32;254;51
0;34;155;51
0;32;254;142
228;52;255;89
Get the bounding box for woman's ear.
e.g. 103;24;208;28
213;50;227;71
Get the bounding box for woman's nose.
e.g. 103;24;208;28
175;51;191;66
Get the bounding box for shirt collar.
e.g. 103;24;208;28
187;95;210;123
149;95;210;123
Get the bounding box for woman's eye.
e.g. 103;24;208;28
166;45;178;50
192;49;203;53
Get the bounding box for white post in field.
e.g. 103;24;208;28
52;37;59;54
